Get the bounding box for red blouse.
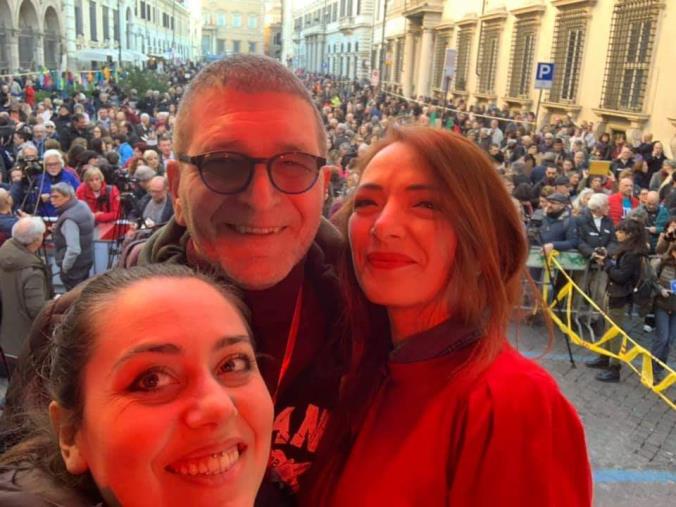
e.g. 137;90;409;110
330;329;592;507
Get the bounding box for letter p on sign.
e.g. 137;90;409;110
535;62;555;90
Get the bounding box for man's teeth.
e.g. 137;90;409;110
233;225;283;235
172;448;240;476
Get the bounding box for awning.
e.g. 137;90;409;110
121;50;148;63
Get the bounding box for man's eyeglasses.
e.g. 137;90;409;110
178;151;326;195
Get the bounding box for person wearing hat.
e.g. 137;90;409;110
53;103;72;150
527;192;578;255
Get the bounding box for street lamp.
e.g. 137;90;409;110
378;0;388;91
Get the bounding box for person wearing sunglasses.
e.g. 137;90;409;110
130;55;345;499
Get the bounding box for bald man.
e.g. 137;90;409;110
140;175;173;227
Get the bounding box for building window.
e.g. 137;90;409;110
347;0;353;17
217;13;225;26
332;3;338;22
233;40;241;53
549;8;587;103
248;15;258;29
340;0;345;18
249;42;256;53
507;17;538;99
89;1;98;41
600;0;660;112
232;13;242;28
454;26;473;92
476;22;501;95
394;37;404;83
102;6;109;40
75;2;84;36
217;39;225;54
432;32;451;90
113;9;119;42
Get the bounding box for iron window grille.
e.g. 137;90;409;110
432;32;451;90
507;17;539;99
476;22;501;95
548;7;587;103
600;0;661;112
454;27;473;92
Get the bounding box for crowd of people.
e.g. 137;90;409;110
0;53;668;505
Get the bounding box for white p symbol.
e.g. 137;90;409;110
538;64;552;79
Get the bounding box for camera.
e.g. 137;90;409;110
17;157;43;179
593;247;607;257
665;230;676;242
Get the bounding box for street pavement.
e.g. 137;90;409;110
510;317;676;506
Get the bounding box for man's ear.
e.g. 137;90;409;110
49;401;89;475
167;159;185;226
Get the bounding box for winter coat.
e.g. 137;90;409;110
608;192;639;225
576;212;617;258
0;238;51;356
76;182;121;223
653;256;676;313
605;250;641;306
530;210;579;251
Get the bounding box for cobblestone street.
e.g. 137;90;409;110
510;318;676;506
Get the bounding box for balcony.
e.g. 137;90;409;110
402;0;444;18
339;16;355;34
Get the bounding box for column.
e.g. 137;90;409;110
9;30;19;72
401;28;415;97
35;33;45;68
415;27;434;98
63;0;77;70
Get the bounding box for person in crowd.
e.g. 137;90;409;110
595;132;613;161
158;134;175;170
651;242;676;384
304;125;591;505
0;217;50;362
646;141;667;182
651;159;676;192
0;188;18;242
586;218;648;382
531;164;559;198
32;124;47;158
528;192;579;254
571;188;594;217
138;175;173;227
133;55;344;496
608;176;639;224
143;149;163;174
631;190;669;253
611;146;635;178
50;182;95;290
76;166;121;224
0;264;274;506
116;133;134;166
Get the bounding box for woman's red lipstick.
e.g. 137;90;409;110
367;252;415;269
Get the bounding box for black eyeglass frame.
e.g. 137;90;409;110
178;151;327;195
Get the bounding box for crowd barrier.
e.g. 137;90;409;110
527;248;675;410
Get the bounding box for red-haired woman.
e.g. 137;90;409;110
304;126;592;506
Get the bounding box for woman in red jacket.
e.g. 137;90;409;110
76;166;121;223
305;126;592;506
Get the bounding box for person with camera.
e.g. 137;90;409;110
587;218;648;382
76;166;121;224
20;149;81;218
650;238;676;384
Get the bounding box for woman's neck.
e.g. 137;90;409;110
387;301;451;345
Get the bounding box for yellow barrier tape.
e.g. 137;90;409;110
541;251;675;410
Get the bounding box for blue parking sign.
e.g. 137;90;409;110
535;63;555;89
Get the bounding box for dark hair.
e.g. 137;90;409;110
615;218;649;254
0;265;250;500
305;125;528;501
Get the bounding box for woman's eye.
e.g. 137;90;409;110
414;200;437;210
129;369;176;392
218;354;253;375
354;198;377;209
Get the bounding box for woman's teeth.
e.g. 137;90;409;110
171;447;240;477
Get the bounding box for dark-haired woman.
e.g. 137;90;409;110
589;218;648;382
0;265;274;507
304;126;592;506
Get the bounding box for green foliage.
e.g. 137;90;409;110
119;67;170;96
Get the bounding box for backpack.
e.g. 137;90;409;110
633;255;659;316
